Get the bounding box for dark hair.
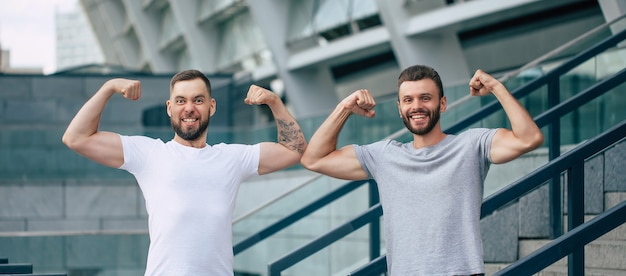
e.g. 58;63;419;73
170;69;212;97
397;65;444;98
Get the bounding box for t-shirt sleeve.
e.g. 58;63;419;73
241;143;260;178
214;143;260;180
119;134;162;174
467;128;499;164
353;140;389;179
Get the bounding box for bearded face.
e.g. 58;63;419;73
401;104;441;135
167;78;215;144
171;109;210;141
397;79;446;136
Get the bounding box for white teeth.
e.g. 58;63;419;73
183;118;197;122
411;115;426;119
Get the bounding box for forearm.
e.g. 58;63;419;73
301;104;352;165
267;99;307;154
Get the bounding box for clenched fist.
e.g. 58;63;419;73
469;69;503;97
341;89;376;118
244;84;280;105
106;78;141;100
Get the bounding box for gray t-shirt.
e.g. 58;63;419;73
354;128;498;276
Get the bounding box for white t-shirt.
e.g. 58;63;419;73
119;135;259;276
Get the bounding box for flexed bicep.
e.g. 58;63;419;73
303;145;368;180
63;78;140;168
67;131;125;168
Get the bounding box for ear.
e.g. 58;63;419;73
397;100;402;117
440;95;447;113
166;100;172;117
209;98;217;117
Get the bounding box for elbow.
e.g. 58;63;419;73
300;155;320;172
531;131;544;150
523;131;544;152
61;132;83;151
61;132;74;149
300;155;313;170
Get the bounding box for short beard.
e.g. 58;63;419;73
171;115;210;141
402;105;441;135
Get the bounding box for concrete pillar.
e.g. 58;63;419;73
122;0;172;72
598;0;626;22
81;0;133;67
168;1;219;72
246;0;339;118
375;0;470;85
598;0;626;35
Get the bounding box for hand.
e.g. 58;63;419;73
469;69;502;97
106;78;141;100
244;85;280;105
341;89;376;118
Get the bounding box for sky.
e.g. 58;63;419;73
0;0;78;73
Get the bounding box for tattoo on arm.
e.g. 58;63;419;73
277;119;305;154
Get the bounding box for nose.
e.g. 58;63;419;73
182;101;196;113
409;99;422;111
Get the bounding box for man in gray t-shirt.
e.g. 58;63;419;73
301;65;544;275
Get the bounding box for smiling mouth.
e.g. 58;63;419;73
409;113;429;123
181;118;199;127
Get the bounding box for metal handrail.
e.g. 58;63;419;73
268;204;384;276
233;180;374;255
232;175;322;224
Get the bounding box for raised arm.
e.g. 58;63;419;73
469;69;544;164
62;78;141;168
300;89;376;180
244;85;307;175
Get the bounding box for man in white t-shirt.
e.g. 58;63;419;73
62;69;307;275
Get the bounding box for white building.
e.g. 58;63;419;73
55;2;105;72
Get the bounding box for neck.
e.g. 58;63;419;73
411;127;446;149
173;135;207;149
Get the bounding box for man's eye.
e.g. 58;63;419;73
195;99;203;103
176;99;185;104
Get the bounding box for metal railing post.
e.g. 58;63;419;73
548;78;563;239
567;160;585;276
368;181;380;261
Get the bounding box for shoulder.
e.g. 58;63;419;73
121;135;164;148
213;143;257;150
354;139;405;155
457;128;499;140
212;143;259;156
